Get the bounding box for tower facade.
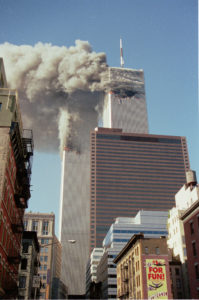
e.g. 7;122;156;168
102;67;148;133
90;127;189;250
59;67;148;295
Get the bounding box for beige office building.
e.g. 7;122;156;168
24;212;61;299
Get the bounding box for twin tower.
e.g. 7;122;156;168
59;67;189;296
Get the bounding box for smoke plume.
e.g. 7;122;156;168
0;41;107;152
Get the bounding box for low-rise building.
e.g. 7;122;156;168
169;258;185;299
181;198;199;298
114;234;173;299
86;248;104;298
24;212;61;299
167;170;198;298
18;231;40;299
95;210;168;299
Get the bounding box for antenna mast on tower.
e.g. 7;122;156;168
120;38;124;68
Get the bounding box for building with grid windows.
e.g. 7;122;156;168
24;212;61;299
18;231;40;299
90;127;189;250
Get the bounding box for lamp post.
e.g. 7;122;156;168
39;239;76;299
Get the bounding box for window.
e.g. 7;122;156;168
183;247;187;257
195;264;199;279
175;268;180;276
192;241;197;256
44;256;48;262
42;221;49;235
176;278;181;288
23;220;28;231
22;243;29;253
43;265;47;270
155;247;160;255
190;222;194;234
41;238;49;244
19;276;26;288
0;103;2;111
21;259;27;270
32;220;38;232
145;247;149;254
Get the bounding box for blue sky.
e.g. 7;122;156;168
0;0;198;235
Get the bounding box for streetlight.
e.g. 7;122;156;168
39;239;76;247
68;240;76;244
39;239;76;299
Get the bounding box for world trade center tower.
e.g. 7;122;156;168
59;67;148;296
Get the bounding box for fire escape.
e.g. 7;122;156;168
10;122;34;210
7;122;34;266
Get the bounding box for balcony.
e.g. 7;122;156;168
10;123;33;200
22;129;34;161
14;194;28;209
7;254;21;265
11;218;24;233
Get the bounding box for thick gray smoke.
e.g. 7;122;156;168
0;41;107;152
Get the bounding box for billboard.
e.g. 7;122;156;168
146;259;168;299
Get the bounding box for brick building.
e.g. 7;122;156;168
114;234;173;299
0;58;33;298
181;195;199;298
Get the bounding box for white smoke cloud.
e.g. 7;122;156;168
0;41;107;152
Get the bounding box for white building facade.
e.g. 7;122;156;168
167;170;198;299
86;248;104;298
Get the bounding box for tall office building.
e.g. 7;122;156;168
90;127;189;250
102;67;148;133
59;66;148;295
